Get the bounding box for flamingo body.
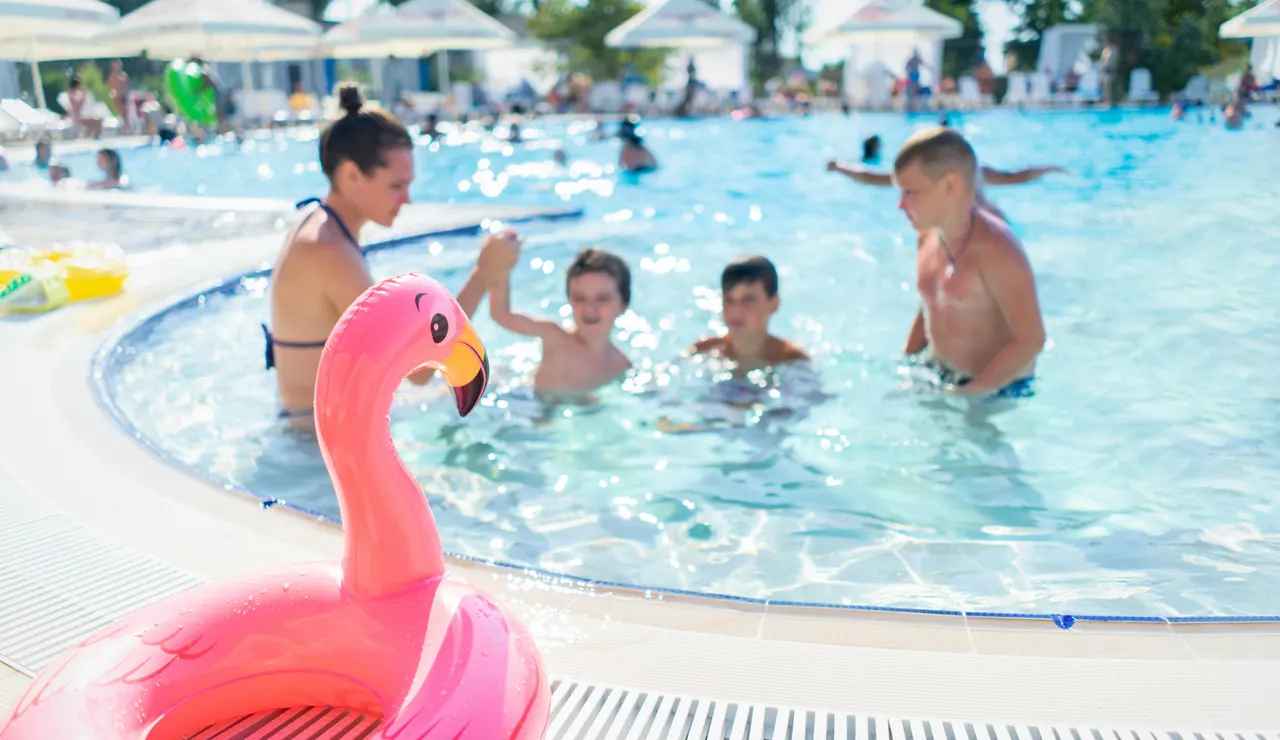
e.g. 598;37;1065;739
1;274;550;739
2;564;548;739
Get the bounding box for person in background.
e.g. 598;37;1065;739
193;57;234;132
107;60;133;131
0;147;8;173
423;112;441;142
87;148;126;190
65;75;103;138
618;116;657;172
48;162;72;185
1237;64;1257;101
590;115;610;140
34;137;52;169
288;80;316;115
690;255;808;372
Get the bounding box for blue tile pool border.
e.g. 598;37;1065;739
86;211;1280;627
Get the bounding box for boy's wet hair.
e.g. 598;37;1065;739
567;248;631;308
319;84;412;180
893;127;977;186
721;255;779;298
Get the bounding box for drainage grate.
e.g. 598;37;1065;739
0;485;203;675
183;679;1280;739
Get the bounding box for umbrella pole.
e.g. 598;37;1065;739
30;57;46;110
438;50;449;96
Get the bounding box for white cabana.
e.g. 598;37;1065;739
605;0;756;100
1250;37;1280;82
605;0;756;49
1220;0;1280;40
1037;23;1101;84
0;0;120;109
805;0;961;106
1221;0;1280;82
91;0;322;62
323;0;516;94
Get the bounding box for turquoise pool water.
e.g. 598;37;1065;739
100;109;1280;617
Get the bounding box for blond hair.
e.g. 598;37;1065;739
893;127;978;188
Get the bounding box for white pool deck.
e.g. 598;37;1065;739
1;189;1279;735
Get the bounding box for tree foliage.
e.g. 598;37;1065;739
731;0;809;90
925;0;985;79
1005;0;1258;97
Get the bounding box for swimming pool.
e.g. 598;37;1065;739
97;108;1280;618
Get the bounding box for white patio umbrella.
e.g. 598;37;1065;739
0;0;121;109
605;0;756;49
90;0;322;62
1220;0;1280;38
804;0;963;45
323;0;516;92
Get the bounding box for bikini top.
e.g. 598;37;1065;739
261;198;362;370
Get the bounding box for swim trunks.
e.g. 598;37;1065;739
922;358;1036;399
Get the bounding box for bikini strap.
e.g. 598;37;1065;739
295;196;360;249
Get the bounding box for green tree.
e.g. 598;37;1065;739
1077;0;1258;98
1002;0;1081;71
926;0;985;79
732;0;808;90
529;0;668;82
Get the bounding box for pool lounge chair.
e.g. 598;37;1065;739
0;99;74;139
1073;70;1103;105
1028;72;1053;107
1003;72;1030;106
1127;68;1159;104
956;76;990;110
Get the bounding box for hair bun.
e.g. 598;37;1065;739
338;84;364;117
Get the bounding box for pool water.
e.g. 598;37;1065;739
100;108;1280;618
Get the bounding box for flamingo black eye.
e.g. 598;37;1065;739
430;313;448;343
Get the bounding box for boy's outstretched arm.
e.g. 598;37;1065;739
488;238;565;341
826;159;894;186
981;165;1065;185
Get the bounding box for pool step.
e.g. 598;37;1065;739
185;678;1274;739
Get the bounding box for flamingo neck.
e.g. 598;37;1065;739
317;370;446;599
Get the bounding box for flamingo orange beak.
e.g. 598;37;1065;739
436;320;489;417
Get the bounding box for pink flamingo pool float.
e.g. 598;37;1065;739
1;274;550;739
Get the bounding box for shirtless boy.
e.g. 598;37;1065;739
893;127;1046;397
690;255;808;372
487;240;633;394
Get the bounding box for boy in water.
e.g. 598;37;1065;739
894;127;1045;398
488;239;633;394
690;255;808;372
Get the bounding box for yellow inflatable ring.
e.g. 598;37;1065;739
0;245;128;311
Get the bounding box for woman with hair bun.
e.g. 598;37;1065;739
262;84;512;425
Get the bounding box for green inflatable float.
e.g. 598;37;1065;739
164;59;217;127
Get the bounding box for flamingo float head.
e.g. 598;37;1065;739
313;272;490;597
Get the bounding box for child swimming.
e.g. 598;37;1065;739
487;237;633;394
690;255;808;372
